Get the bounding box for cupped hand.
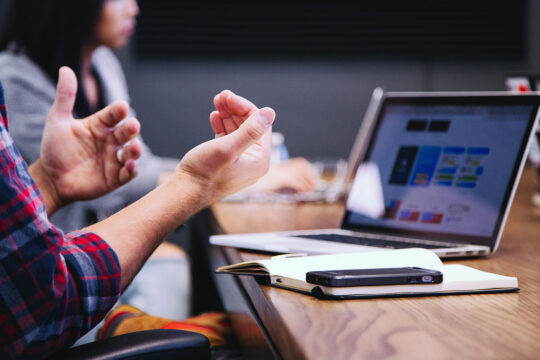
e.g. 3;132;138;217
176;105;275;205
36;67;142;211
211;91;319;194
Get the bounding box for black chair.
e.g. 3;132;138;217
55;329;210;360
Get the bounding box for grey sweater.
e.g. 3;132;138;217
0;47;178;231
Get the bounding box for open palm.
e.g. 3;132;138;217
39;67;142;203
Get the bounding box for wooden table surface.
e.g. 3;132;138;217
211;167;540;360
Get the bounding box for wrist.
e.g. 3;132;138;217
165;169;216;210
29;159;65;215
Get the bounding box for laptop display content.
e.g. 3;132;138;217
342;98;537;250
210;92;540;257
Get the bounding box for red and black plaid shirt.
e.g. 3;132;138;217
0;82;121;359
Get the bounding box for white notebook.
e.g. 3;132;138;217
216;248;519;299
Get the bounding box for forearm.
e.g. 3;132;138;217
85;173;210;290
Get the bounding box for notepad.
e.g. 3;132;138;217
216;249;518;299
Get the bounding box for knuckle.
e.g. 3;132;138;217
245;123;264;141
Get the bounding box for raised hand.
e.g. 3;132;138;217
176;96;275;204
210;90;318;194
31;67;142;214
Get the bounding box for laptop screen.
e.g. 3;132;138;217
342;94;539;247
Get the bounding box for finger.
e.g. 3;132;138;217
49;66;77;122
218;107;275;158
214;90;234;117
225;92;258;121
118;139;143;163
210;111;226;137
118;159;138;185
113;117;140;145
214;90;257;118
223;117;238;134
88;101;130;129
214;90;259;132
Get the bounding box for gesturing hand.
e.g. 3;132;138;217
210;91;318;194
210;90;258;138
175;90;275;205
30;67;142;214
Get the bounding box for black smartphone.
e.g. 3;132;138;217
305;267;443;287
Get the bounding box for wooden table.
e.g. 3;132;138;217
210;167;540;360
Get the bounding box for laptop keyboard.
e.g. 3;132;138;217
293;234;458;249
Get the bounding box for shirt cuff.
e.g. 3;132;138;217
62;231;122;331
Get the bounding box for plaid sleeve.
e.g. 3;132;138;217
0;84;122;359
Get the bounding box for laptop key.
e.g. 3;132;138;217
293;234;456;249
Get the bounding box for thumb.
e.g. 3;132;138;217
219;107;275;157
49;66;78;122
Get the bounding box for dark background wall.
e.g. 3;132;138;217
118;0;540;161
2;0;540;161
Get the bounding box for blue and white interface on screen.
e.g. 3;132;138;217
347;103;534;238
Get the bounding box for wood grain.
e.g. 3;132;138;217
213;167;540;359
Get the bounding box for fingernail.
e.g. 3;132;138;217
258;108;275;126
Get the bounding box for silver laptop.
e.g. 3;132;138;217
211;90;540;258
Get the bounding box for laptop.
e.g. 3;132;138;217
211;90;540;258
